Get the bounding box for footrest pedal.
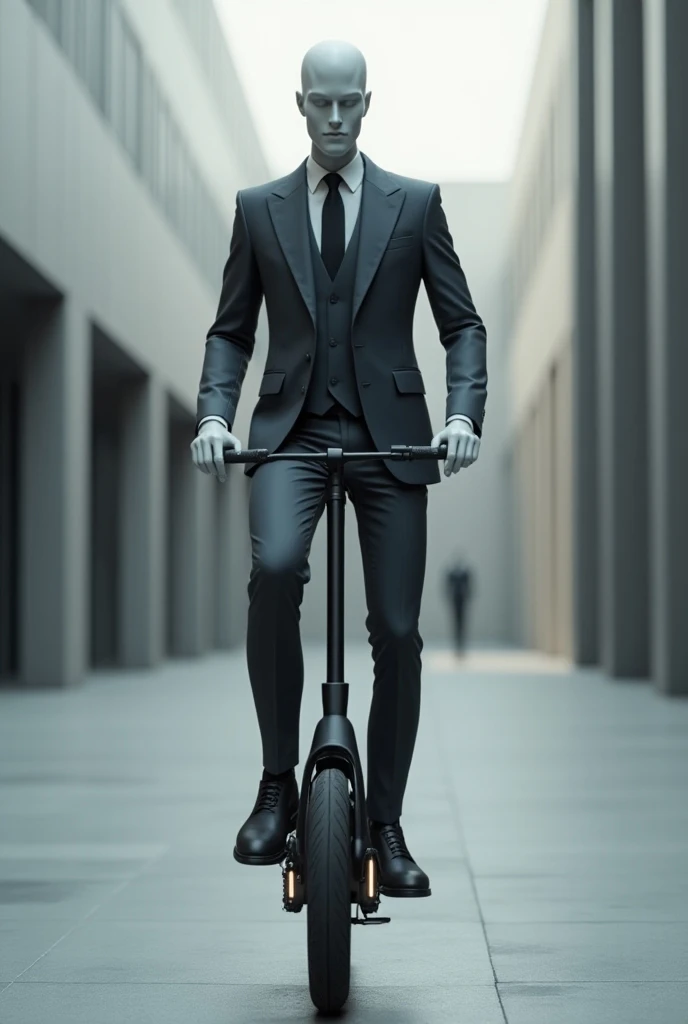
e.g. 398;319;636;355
351;915;391;924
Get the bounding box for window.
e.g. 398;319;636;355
82;0;108;113
27;0;62;40
155;96;169;213
121;20;142;170
139;64;154;186
106;1;124;147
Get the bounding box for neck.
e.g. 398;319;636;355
311;142;358;172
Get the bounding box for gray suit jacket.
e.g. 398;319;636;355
195;152;487;485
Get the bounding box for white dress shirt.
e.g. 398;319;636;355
306;149;364;250
198;150;472;434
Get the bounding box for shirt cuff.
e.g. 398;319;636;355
446;414;475;432
198;415;228;432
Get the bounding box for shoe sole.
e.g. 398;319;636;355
379;885;432;898
232;809;298;866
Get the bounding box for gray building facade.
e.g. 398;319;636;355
0;0;269;686
510;0;688;694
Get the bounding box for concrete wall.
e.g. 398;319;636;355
507;0;686;695
643;0;688;695
508;0;575;430
0;0;268;685
506;0;576;659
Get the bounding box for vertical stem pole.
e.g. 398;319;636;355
326;461;345;683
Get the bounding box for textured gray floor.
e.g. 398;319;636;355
1;644;687;1023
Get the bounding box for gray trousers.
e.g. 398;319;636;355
245;404;428;823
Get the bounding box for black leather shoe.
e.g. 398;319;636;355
369;818;431;897
233;770;299;865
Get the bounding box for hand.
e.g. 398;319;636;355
190;421;242;483
431;419;480;477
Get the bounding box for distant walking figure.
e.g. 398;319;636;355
445;561;473;655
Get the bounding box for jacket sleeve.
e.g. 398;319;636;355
195;191;263;434
421;184;487;436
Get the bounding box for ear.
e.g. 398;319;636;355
295;90;305;116
363;91;372;116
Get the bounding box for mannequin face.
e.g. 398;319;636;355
296;41;371;171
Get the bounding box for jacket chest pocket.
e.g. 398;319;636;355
385;233;415;251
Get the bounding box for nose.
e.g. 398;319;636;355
329;102;342;128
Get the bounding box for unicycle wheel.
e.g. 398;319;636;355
306;766;352;1013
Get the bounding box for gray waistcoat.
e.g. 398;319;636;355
302;201;363;418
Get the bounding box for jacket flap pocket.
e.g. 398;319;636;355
258;371;286;396
386;234;415;251
393;368;426;394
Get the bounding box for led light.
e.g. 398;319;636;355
366;856;375;898
288;870;295;900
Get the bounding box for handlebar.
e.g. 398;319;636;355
223;443;449;465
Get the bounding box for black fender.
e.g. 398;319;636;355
294;713;371;882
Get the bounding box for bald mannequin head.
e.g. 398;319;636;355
296;40;371;171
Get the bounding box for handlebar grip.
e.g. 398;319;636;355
223;447;270;464
412;443;448;458
389;443;448;460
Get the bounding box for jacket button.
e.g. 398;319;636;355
329;338;337;347
330;377;338;385
300;385;306;393
305;353;311;361
329;294;339;304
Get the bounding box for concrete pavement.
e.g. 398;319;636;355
1;644;687;1022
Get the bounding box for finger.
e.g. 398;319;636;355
467;437;480;465
199;437;213;473
463;435;474;468
193;437;209;473
445;435;460;475
453;435;469;474
212;437;227;482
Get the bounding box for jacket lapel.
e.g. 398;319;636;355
352;153;405;323
267;160;317;326
266;152;406;327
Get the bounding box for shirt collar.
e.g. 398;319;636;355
306;150;364;195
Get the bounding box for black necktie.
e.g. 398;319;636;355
321;172;345;280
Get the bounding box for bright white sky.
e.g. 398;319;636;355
214;0;549;181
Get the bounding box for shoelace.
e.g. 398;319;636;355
378;822;412;860
254;779;283;813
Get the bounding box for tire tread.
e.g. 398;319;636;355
306;767;352;1012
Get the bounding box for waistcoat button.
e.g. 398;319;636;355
329;294;339;304
330;377;338;385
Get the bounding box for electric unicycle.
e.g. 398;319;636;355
224;440;446;1013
